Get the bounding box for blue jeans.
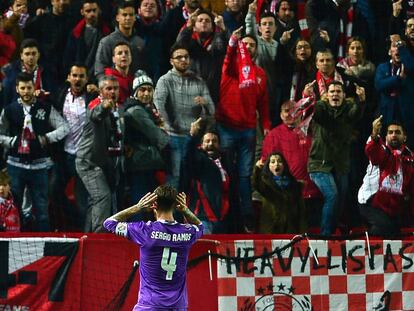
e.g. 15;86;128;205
217;124;255;221
7;164;50;231
309;172;348;235
167;135;191;190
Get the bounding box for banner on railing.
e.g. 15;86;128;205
0;238;80;311
217;239;414;311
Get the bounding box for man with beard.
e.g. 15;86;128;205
154;44;214;190
181;119;233;233
222;0;244;33
176;9;228;104
359;116;414;236
160;0;202;74
50;63;98;231
274;0;300;50
76;75;124;232
0;72;69;231
308;81;365;236
64;0;110;82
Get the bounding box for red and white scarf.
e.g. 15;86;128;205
337;3;354;60
18;99;36;154
191;31;213;51
316;70;343;97
238;40;256;88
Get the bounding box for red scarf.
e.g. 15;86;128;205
316;70;343;97
18;100;36;154
191;31;213;51
237;40;256;88
290;96;317;140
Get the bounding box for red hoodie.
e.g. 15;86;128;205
215;42;270;131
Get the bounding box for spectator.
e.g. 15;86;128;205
337;37;376;83
94;1;145;80
303;48;355;100
215;27;270;232
64;0;111;82
245;2;280;123
308;81;365;236
284;38;315;102
305;0;355;58
24;0;75;88
360;116;414;235
3;0;28;61
2;38;52;107
50;63;98;231
0;169;20;232
0;14;16;73
261;100;322;228
274;0;300;50
124;72;169;205
182;118;233;233
375;35;414;148
222;0;244;33
0;72;69;231
103;186;203;310
389;0;414;36
154;44;214;190
253;152;306;233
135;0;164;81
177;9;228;105
159;0;203;75
104;41;133;106
4;0;29;30
76;75;124;232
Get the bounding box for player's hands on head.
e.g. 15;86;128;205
136;192;158;211
176;192;188;212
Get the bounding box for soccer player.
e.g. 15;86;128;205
103;185;203;310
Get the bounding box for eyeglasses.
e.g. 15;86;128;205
296;45;311;50
172;55;190;60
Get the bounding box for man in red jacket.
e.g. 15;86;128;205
215;26;270;232
361;115;414;235
261;100;322;227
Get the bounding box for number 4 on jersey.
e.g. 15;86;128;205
161;247;177;280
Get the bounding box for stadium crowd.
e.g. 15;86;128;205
0;0;413;236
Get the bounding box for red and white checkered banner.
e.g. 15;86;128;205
217;239;414;310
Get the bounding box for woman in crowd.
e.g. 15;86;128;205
252;152;306;234
283;38;316;103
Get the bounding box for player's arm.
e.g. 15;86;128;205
108;192;157;222
176;192;202;225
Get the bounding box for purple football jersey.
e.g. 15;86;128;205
104;218;203;309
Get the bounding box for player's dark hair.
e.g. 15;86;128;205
154;185;178;211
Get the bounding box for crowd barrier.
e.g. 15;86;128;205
1;232;414;310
